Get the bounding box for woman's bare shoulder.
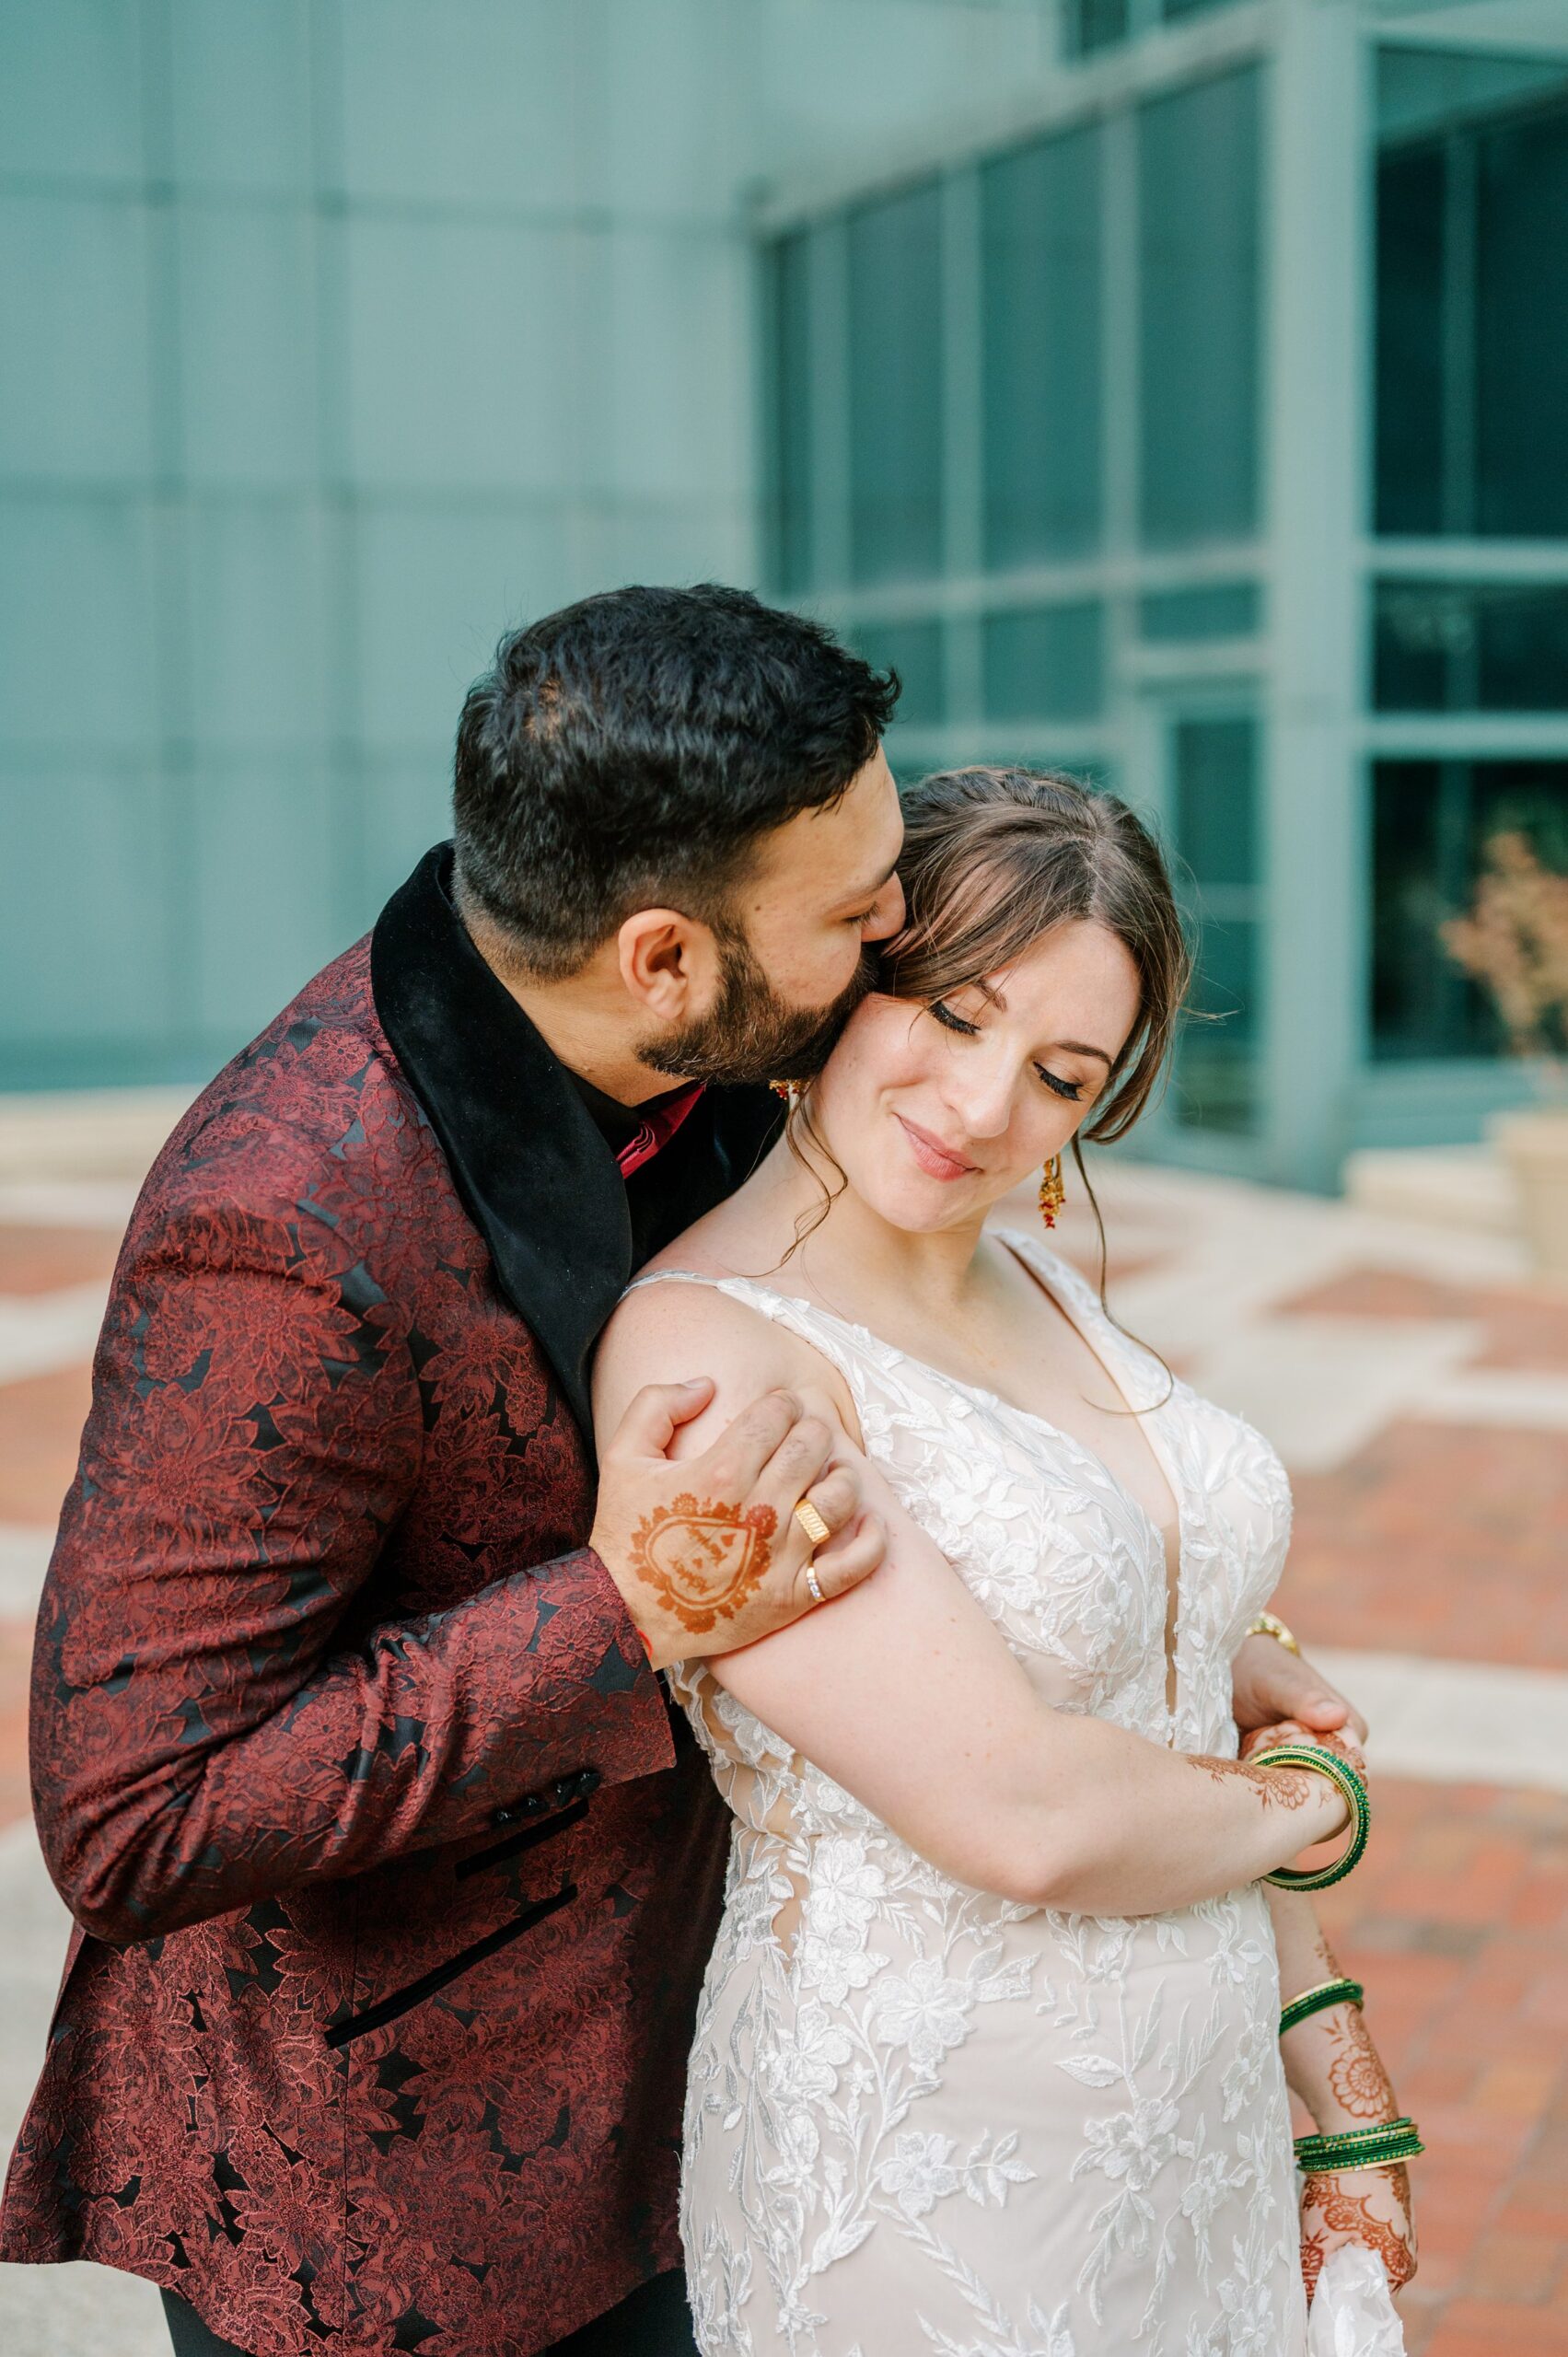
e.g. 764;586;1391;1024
594;1259;856;1448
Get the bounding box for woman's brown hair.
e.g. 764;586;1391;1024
780;767;1191;1318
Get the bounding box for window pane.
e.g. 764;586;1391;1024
1063;0;1128;59
1173;717;1261;1132
1138;68;1261;548
853;619;945;728
1374;580;1568;712
1175;716;1258;888
981;604;1104;722
1477;107;1568;537
1139;581;1261;642
1374;146;1445;536
1371;759;1568;1058
1179;916;1259;1134
768;232;814;593
981;125;1102;566
848;184;943;585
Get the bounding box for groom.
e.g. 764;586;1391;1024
2;585;1361;2357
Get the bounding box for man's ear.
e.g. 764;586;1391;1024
615;908;721;1023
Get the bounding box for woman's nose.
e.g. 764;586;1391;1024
943;1058;1017;1141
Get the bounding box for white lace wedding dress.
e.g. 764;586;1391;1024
630;1234;1307;2357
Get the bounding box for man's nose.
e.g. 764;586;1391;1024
862;877;905;943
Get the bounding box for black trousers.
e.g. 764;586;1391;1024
162;2270;698;2357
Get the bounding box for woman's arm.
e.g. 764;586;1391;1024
1269;1887;1418;2298
594;1283;1359;1916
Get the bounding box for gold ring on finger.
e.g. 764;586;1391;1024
794;1500;830;1549
804;1563;825;1606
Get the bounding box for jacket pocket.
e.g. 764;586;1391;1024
324;1882;576;2050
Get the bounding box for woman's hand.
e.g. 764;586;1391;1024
1239;1717;1368;1783
1300;2163;1417;2304
1233;1631;1369;1746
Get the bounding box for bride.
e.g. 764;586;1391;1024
593;766;1418;2357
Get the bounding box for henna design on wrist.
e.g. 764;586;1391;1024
1324;2008;1398;2122
625;1493;779;1634
1191;1756;1314;1809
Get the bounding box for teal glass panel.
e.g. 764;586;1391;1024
1176;716;1258;890
848;183;943;585
1137;69;1260;549
769;232;815;594
981;605;1103;722
0;0;144;184
0;195;153;481
853;620;945;728
177;206;319;488
0;768;172;1068
1063;0;1128;58
192;764;343;1042
1477;106;1568;538
1173;716;1260;1133
168;0;313;194
1161;0;1242;15
1139;582;1261;642
981;123;1102;567
185;505;331;749
1372;760;1568;1059
342;217;582;493
0;497;158;751
1374;143;1445;536
1375;63;1568;540
1374;581;1568;713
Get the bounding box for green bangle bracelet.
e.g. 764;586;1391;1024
1295;2118;1424;2174
1255;1743;1370;1892
1279;1976;1365;2038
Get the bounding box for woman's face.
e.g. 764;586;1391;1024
810;916;1144;1234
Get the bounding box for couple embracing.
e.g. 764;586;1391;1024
1;586;1417;2357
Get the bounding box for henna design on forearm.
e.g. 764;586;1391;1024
625;1492;779;1634
1324;2006;1399;2122
1190;1755;1315;1808
1300;2165;1414;2300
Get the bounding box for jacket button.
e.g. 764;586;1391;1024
575;1767;602;1798
490;1805;516;1828
552;1775;579;1807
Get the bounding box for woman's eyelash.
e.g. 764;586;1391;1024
931;1001;1084;1101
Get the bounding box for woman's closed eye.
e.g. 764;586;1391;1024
927;999;1085;1101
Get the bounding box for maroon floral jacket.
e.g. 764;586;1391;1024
0;849;779;2355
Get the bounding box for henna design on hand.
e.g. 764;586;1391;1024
625;1492;780;1634
1300;2165;1415;2301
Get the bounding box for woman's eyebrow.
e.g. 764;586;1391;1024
1051;1038;1115;1069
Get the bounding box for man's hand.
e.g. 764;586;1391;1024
1232;1632;1369;1747
591;1378;885;1671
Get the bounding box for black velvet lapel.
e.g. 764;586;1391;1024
370;846;781;1447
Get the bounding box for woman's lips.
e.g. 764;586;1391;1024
894;1111;981;1181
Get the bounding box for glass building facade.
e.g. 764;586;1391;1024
761;6;1568;1184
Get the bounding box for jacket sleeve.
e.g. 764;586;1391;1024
29;1198;674;1945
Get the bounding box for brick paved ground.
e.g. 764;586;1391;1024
1;1167;1566;2353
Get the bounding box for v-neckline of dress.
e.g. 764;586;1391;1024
699;1233;1192;1732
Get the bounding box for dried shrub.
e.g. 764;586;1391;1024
1440;831;1568;1086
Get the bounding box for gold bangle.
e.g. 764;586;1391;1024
1248;1609;1300;1656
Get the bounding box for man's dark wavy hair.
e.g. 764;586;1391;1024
451;583;900;977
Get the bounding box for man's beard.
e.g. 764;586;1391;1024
640;928;877;1089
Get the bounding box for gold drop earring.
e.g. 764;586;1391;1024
1039;1154;1066;1230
